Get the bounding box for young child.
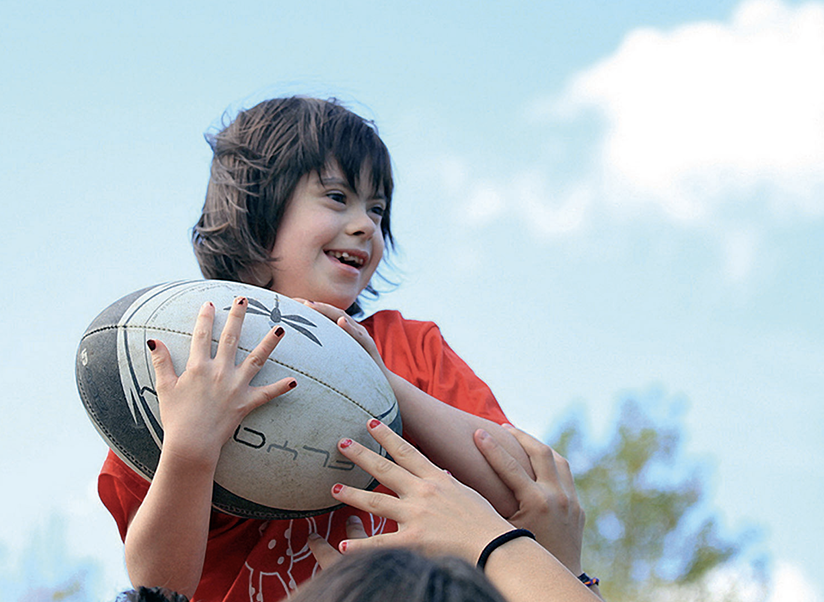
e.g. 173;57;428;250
98;96;534;602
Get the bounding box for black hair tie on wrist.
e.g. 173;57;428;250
476;528;536;571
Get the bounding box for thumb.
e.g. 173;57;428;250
308;533;342;569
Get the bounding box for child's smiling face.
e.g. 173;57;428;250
267;161;387;309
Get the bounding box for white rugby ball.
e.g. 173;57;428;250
76;280;401;520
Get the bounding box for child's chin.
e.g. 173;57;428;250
313;293;359;311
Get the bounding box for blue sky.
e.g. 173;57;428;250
2;0;822;600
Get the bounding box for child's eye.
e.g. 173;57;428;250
327;191;347;204
370;205;386;217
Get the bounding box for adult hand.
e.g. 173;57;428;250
327;419;514;564
473;425;585;575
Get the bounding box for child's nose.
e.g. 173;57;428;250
346;206;378;237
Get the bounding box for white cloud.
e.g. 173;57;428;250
431;0;823;292
434;156;592;236
768;561;823;602
652;560;822;602
463;173;591;236
551;0;824;221
457;0;824;244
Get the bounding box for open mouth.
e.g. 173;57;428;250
326;250;366;269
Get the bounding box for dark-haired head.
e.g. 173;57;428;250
288;549;507;602
192;97;394;311
115;586;189;602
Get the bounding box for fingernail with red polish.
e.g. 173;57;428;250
339;438;353;449
274;326;285;337
332;483;344;495
288;380;297;389
340;541;348;553
237;297;247;306
147;340;156;351
368;419;381;429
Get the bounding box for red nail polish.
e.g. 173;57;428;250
274;326;285;337
332;483;344;495
368;419;381;429
146;340;156;351
237;297;247;306
340;438;353;449
340;541;348;553
288;380;297;389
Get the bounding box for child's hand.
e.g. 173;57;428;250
298;300;390;377
326;419;514;563
147;297;297;470
473;425;585;575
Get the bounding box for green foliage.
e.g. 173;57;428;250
550;393;767;602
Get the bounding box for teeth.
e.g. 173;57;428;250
330;251;365;266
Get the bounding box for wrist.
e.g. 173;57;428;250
568;559;583;577
159;436;222;476
476;528;536;570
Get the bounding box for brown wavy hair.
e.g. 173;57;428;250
289;549;507;602
192;97;394;304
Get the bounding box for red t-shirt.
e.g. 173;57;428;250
98;310;508;601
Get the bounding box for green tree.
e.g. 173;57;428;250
550;391;767;602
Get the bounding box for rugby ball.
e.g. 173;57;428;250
76;280;401;520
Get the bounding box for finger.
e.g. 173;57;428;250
360;419;445;480
215;296;247;364
330;481;403;522
303;300;345;323
503;426;584;510
247;377;298;412
239;324;285;381
473;429;535;499
187;301;216;367
335;314;367;342
334;437;415;498
345;515;368;540
503;424;563;485
340;531;401;555
307;533;341;569
147;339;178;393
550;451;580;504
